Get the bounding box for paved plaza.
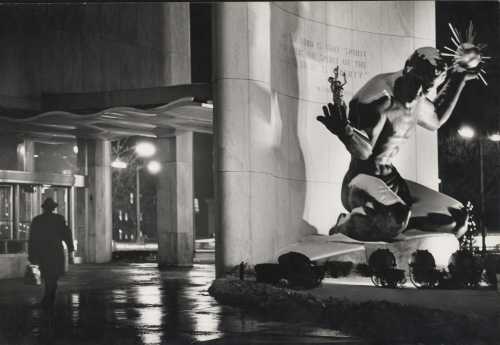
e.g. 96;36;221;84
0;263;363;345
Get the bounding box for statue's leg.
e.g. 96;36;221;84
333;174;411;241
406;180;467;237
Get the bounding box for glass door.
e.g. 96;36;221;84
0;185;13;240
17;184;39;240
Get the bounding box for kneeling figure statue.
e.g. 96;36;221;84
317;47;482;242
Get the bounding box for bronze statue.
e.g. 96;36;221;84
317;31;487;242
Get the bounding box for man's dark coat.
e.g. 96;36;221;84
28;212;74;279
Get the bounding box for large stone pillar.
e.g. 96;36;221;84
157;131;194;267
82;139;113;263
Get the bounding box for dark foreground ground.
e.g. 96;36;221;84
0;263;363;345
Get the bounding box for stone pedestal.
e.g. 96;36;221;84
157;131;194;267
277;230;460;273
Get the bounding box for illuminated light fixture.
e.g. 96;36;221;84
147;160;161;174
201;102;213;109
135;142;156;157
488;133;500;142
33;154;39;158
111;159;128;169
18;144;25;156
457;126;475;139
73;145;79;154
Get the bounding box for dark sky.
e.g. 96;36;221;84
436;1;500;134
436;1;500;225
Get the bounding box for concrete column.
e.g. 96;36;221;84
74;139;88;262
157;131;194;268
83;139;112;263
17;139;34;171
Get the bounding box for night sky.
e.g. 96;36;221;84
436;1;500;227
436;1;499;133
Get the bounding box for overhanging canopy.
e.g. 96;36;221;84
0;83;213;140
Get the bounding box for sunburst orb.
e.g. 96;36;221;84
440;21;490;86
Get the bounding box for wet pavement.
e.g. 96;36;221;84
0;263;363;345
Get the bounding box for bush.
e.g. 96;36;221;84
209;278;498;344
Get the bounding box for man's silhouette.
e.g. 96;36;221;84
28;198;74;309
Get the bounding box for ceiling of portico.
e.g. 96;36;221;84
0;83;213;141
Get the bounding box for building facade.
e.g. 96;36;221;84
0;3;212;278
0;2;441;279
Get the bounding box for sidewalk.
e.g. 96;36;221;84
315;276;500;318
0;263;362;345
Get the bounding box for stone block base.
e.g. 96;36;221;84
277;229;460;272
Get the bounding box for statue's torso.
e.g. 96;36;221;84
371;100;419;168
349;72;426;175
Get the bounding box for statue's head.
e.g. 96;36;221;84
404;47;447;91
395;47;446;104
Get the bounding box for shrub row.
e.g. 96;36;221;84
209;278;498;344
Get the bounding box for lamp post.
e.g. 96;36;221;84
457;126;499;253
136;164;142;242
111;141;160;243
133;161;161;242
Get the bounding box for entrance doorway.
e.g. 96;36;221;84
110;134;215;263
0;183;71;254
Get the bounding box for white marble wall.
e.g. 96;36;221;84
214;1;438;270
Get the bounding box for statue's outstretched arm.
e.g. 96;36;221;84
418;72;474;130
317;103;374;160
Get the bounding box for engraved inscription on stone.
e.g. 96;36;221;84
279;32;369;97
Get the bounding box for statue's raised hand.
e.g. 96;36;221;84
317;103;348;136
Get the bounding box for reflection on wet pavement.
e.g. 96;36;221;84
0;263;363;344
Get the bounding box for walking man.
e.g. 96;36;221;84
28;198;74;309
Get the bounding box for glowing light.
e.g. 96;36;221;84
488;133;500;142
147;160;161;174
73;145;79;154
135;142;156;158
457;126;475;139
444;22;489;86
111;159;127;169
18;144;25;156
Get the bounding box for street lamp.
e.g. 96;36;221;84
457;126;475;139
112;141;160;243
457;125;499;253
135;141;156;157
488;133;500;142
111;158;128;169
146;160;161;174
